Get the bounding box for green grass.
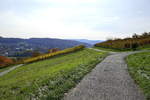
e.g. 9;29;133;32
0;65;14;73
93;46;130;52
0;48;107;100
0;67;10;73
137;44;150;50
126;51;150;100
94;45;150;52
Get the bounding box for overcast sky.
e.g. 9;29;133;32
0;0;150;40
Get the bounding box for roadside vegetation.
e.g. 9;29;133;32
0;48;107;100
126;52;150;100
94;32;150;51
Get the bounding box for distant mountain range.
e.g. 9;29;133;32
0;37;90;57
70;39;103;45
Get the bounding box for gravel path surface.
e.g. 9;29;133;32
0;64;24;77
64;51;145;100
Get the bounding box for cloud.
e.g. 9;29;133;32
0;0;150;40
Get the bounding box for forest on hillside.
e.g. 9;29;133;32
0;37;89;57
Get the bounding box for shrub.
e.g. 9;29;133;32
0;56;14;68
23;45;85;64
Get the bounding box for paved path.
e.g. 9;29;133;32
64;51;145;100
0;64;24;77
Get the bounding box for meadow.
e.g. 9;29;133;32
0;48;107;100
93;46;130;52
94;44;150;52
126;52;150;100
0;65;14;73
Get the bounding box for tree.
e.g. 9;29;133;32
132;33;138;38
142;32;149;37
131;43;139;50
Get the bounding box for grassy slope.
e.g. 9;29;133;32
138;44;150;50
126;52;150;100
0;64;19;73
94;44;150;52
93;46;129;52
0;66;12;73
0;48;107;100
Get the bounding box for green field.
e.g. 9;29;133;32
94;45;150;52
0;48;107;100
93;46;130;52
126;51;150;100
0;66;12;73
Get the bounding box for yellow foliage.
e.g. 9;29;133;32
23;45;85;64
95;33;150;49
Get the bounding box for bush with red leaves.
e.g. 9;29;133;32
0;56;13;68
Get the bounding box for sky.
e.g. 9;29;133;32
0;0;150;40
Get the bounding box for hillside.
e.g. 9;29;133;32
70;39;103;45
94;32;150;51
0;48;106;100
0;37;89;57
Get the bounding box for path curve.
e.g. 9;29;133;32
64;51;145;100
0;64;24;77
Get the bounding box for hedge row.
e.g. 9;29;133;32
23;45;85;64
